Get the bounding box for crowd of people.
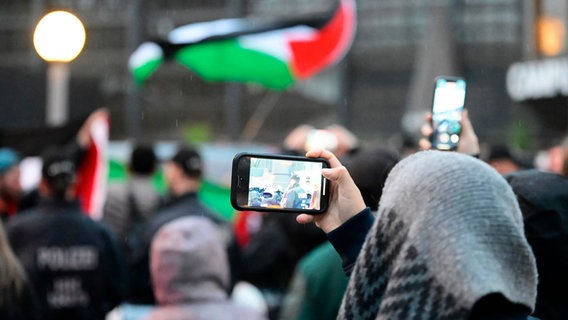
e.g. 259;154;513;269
0;107;567;320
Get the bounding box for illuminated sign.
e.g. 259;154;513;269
506;56;568;101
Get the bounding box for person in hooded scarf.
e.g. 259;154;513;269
142;216;267;320
297;149;538;320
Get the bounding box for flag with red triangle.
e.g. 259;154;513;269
129;0;356;90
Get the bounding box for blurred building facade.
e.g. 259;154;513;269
0;0;566;151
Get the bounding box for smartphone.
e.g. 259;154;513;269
430;76;467;151
231;153;330;214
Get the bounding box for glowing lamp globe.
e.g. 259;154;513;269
33;11;86;62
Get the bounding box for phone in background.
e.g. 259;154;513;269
430;76;467;151
230;153;330;214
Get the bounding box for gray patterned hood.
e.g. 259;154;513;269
339;150;537;320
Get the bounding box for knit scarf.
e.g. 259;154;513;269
339;151;537;320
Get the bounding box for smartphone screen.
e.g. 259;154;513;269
231;153;329;214
431;76;466;151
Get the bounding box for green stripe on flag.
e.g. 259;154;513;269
107;159;234;220
198;179;236;221
132;58;163;86
175;39;294;90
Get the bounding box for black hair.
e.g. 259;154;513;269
347;147;399;211
130;143;157;175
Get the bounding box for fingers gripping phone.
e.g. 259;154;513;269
231;153;330;214
430;76;467;151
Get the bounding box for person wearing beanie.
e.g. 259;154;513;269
5;146;127;320
127;145;243;305
141;216;266;320
297;149;538;320
487;144;530;175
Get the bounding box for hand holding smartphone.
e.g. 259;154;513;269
231;153;330;214
430;76;467;151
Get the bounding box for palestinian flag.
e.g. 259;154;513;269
128;0;356;90
75;115;109;220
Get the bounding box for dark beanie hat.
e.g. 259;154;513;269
171;147;202;178
41;146;76;190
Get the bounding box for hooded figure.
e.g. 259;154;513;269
143;216;266;320
505;169;568;320
339;151;537;320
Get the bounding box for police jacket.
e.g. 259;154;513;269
6;200;128;320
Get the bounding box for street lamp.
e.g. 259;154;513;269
33;10;86;127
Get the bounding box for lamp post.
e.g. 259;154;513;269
33;10;86;127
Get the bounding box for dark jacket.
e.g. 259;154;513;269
506;169;568;320
239;211;326;319
127;192;240;304
6;200;128;320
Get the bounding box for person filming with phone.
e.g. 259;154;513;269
296;148;538;320
420;102;568;320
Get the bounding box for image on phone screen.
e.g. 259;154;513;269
431;77;466;151
232;154;329;213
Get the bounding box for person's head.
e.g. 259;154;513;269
304;129;339;154
39;146;77;202
346;147;399;212
0;148;22;202
282;124;360;159
288;174;300;188
325;124;360;158
163;146;202;195
487;144;526;175
129;143;157;176
150;216;229;304
340;151;537;319
282;125;314;155
542;136;567;175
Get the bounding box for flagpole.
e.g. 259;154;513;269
240;91;281;142
46;62;70;126
125;0;143;140
224;0;246;141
